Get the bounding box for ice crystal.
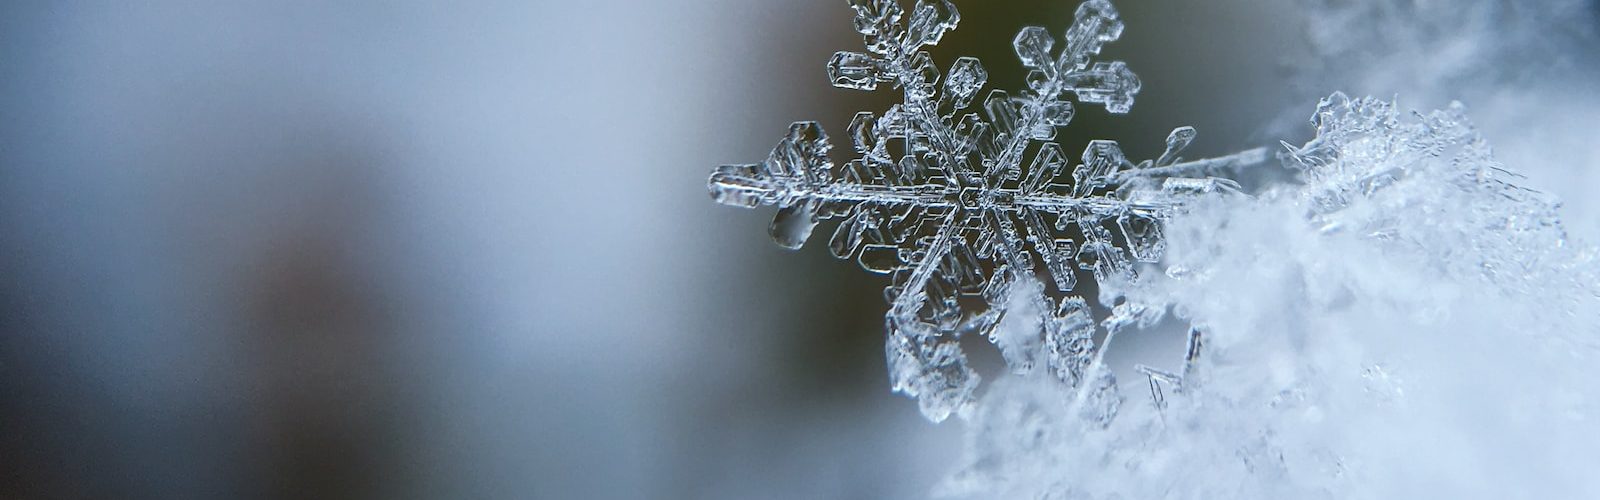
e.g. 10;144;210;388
708;0;1264;422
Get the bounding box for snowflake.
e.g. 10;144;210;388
708;0;1264;422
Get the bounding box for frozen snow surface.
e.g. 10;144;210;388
709;0;1600;498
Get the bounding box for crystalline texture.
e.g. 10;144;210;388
944;57;987;109
828;52;885;90
708;0;1264;422
905;0;960;47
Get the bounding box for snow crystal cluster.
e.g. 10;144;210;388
1283;93;1596;306
939;95;1600;499
708;0;1262;422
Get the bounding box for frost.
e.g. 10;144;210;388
708;0;1264;422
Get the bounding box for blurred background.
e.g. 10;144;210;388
1;1;1595;499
